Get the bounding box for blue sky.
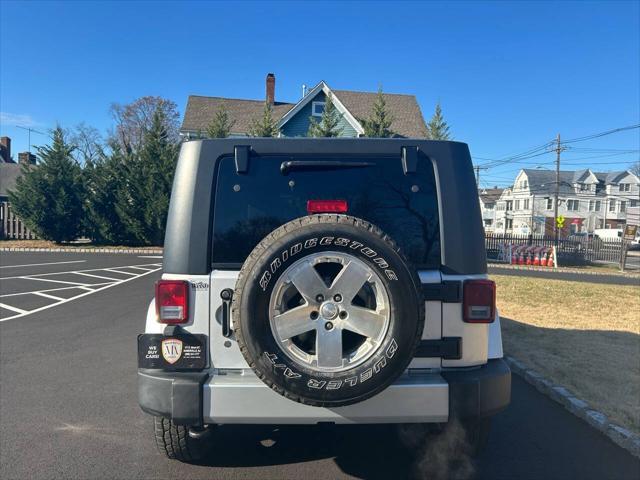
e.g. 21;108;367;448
1;0;638;186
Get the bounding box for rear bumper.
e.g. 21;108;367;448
138;359;510;426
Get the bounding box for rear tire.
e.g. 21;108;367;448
153;417;211;462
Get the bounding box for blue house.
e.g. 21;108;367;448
180;73;428;138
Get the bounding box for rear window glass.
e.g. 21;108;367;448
211;155;440;268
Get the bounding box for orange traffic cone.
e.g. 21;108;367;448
526;248;532;265
547;248;554;267
541;249;548;267
518;249;525;265
533;248;540;266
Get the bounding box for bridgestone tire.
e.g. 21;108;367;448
153;417;210;462
232;215;425;407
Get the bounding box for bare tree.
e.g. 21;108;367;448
109;96;180;151
70;122;104;165
629;161;640;177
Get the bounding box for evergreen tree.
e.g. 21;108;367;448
426;102;452;140
82;141;129;244
307;93;343;137
9;127;84;242
248;102;280;137
206;104;235;138
361;87;395;138
115;108;179;245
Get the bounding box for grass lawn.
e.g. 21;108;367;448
0;239;161;250
493;274;640;435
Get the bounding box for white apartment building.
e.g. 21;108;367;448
478;188;504;233
492;168;640;235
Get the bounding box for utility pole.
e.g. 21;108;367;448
473;165;488;187
530;193;536;234
553;133;563;245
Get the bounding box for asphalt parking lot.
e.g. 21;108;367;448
1;251;638;480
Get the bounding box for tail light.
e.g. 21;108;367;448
307;199;348;214
155;280;189;324
463;279;496;323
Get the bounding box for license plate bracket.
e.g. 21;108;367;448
138;334;207;370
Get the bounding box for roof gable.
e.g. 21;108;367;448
277;82;364;135
180;82;429;138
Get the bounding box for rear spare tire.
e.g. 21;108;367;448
232;215;425;407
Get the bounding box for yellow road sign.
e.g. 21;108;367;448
556;215;565;228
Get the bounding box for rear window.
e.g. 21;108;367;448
211;155;440;268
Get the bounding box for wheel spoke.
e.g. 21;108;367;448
273;306;316;339
316;327;343;369
290;261;327;302
343;306;388;338
330;261;372;304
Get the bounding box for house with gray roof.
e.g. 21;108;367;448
0;137;38;239
478;187;504;232
492;168;640;235
180;74;428;139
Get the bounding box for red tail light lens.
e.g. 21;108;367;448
307;199;348;214
155;280;189;324
463;279;496;323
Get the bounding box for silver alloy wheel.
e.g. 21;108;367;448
269;251;390;372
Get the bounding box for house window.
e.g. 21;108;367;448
484;219;493;226
485;203;494;210
619;183;630;192
589;200;601;212
579;183;589;191
567;199;579;211
631;200;638;208
311;101;325;117
506;200;513;211
609;200;616;212
620;201;627;213
524;199;530;209
514;200;520;210
506;219;513;230
546;198;553;210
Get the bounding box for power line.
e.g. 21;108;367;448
561;124;640;144
474;124;640;171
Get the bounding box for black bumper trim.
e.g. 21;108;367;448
441;358;511;419
138;369;208;426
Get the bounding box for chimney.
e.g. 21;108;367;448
0;136;10;162
18;152;36;166
266;73;275;105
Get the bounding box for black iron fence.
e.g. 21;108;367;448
485;233;623;266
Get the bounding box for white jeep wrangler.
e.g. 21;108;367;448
138;138;510;462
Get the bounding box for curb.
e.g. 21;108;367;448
504;356;640;458
489;263;640;279
0;247;163;255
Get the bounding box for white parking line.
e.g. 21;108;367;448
138;255;162;259
0;303;28;314
123;266;155;271
0;263;161;322
0;260;86;269
19;277;94;287
103;268;138;276
1;263;160;281
33;292;65;301
73;272;120;281
1;285;89;299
